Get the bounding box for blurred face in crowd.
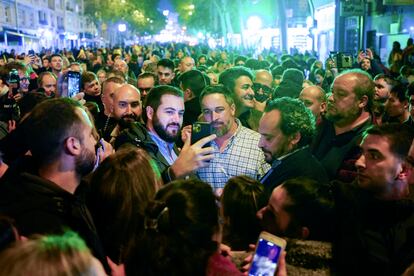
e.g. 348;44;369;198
157;66;175;85
75;107;98;176
148;94;184;143
112;85;142;126
201;93;236;137
374;78;392;101
299;86;326;120
83;77;101;97
137;76;155;101
207;73;218;85
50;56;63;72
179;57;195;73
233;76;255;112
114;60;128;75
42;58;49;68
356;134;406;198
326;74;364;126
41;74;57;97
360;58;371;71
101;81;122;114
258;110;292;164
97;71;106;84
257;185;292;236
409;95;414;120
385;92;408;119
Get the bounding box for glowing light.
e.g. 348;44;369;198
163;10;169;16
246;16;262;31
189;4;195;9
118;24;126;32
189;11;193;15
197;32;204;39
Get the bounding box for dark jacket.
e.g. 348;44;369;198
260;147;329;201
332;181;414;276
311;117;372;183
183;96;201;127
114;122;178;183
0;156;109;271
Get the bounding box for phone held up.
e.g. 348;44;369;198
191;122;212;148
67;71;81;98
249;231;287;276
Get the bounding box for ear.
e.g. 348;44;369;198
230;103;236;117
403;100;409;110
320;102;327;114
184;89;193;99
146;106;154;121
300;227;310;239
289;132;301;147
64;137;81;156
358;95;368;109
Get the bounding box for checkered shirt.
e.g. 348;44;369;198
197;120;270;193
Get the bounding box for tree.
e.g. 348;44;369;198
84;0;165;35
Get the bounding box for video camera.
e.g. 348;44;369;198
329;52;353;69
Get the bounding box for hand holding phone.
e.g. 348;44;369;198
191;122;212;148
249;232;286;276
67;71;81;98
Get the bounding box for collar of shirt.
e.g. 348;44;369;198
148;131;177;165
272;146;308;168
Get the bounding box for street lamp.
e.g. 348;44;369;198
118;23;126;32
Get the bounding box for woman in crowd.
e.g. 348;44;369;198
126;179;243;276
87;146;162;264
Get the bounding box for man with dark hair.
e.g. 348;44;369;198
259;97;328;199
137;72;156;101
258;177;334;241
115;85;215;183
384;83;410;124
157;59;175;85
179;69;207;126
81;71;103;115
333;123;414;275
219;66;256;128
0;98;109;271
311;69;374;183
49;54;63;77
197;85;269;195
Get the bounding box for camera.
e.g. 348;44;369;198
7;69;20;96
329;52;354;69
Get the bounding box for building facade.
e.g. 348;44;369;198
0;0;98;52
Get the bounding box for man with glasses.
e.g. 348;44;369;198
137;72;156;102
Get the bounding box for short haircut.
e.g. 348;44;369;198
49;53;62;61
281;177;334;241
0;231;97;276
363;123;414;159
199;85;235;107
219;66;254;93
374;74;398;88
23;98;84;165
37;71;56;87
390;83;408;103
157;58;175;71
179;70;206;98
265;97;316;147
143;85;183;123
337;69;375;112
81;71;98;89
138;72;157;82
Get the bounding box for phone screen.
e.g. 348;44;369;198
249;238;283;276
67;71;80;98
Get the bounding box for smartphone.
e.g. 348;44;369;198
249;232;286;276
67;71;81;98
191;122;212;147
7;69;20;96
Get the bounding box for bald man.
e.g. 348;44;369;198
299;85;327;124
110;84;142;144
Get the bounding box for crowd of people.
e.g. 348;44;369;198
0;38;414;275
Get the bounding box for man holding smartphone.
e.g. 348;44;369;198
115;85;216;183
197;85;269;195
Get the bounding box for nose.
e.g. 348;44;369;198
355;154;366;170
327;93;334;102
247;86;254;95
212;111;220;122
258;135;264;148
256;206;267;220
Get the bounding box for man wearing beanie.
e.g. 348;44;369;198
273;68;304;98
